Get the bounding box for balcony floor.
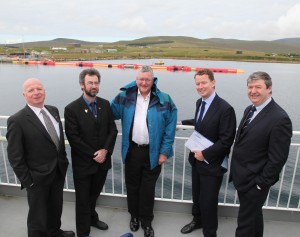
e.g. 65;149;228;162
0;195;299;237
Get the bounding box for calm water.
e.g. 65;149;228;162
0;59;299;131
0;59;299;207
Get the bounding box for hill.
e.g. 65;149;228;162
1;36;300;63
2;38;103;48
205;38;300;54
2;36;300;54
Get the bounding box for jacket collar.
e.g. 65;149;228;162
120;77;165;105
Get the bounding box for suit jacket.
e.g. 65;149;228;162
182;94;237;176
230;98;292;192
6;105;69;189
64;96;118;177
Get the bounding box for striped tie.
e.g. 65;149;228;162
241;106;256;133
41;109;60;150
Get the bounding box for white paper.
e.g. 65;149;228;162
185;131;213;164
185;131;228;170
185;131;214;151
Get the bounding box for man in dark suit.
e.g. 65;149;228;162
6;78;75;237
64;68;118;237
230;71;292;237
180;69;236;237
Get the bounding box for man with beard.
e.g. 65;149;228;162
64;68;118;237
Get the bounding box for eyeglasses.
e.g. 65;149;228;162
86;81;100;86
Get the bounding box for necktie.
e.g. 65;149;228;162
41;109;60;150
241;106;256;133
90;102;97;118
196;101;206;127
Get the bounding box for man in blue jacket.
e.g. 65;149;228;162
111;65;177;237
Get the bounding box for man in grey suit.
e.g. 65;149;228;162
180;69;236;237
64;68;117;237
6;78;75;237
230;71;292;237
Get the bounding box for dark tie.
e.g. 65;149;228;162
241;106;256;133
196;101;206;127
90;102;97;118
41;109;60;150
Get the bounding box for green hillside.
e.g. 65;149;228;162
1;36;300;63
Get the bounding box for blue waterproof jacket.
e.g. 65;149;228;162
110;78;177;169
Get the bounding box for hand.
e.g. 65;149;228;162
93;149;108;164
158;154;167;165
191;150;204;161
176;121;182;131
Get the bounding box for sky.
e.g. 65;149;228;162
1;0;300;44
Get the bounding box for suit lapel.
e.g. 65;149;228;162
95;97;103;125
201;95;220;126
235;106;252;141
45;105;60;123
79;97;98;121
194;95;220;130
246;100;274;131
45;105;64;145
24;105;53;143
236;99;275;141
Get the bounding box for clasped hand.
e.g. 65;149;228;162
191;149;205;161
93;149;108;163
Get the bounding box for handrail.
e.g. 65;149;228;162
1;116;299;212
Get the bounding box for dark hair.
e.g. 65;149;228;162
79;68;101;84
247;71;272;88
194;69;215;81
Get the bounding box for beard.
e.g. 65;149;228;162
83;87;98;97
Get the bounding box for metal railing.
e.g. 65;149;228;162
1;116;299;212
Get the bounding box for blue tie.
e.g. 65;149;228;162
90;102;97;118
196;101;206;127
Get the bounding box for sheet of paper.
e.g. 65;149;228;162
185;131;214;151
185;131;228;170
185;131;213;164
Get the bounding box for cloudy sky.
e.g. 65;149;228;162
1;0;300;43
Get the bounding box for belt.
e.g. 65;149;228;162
131;141;149;148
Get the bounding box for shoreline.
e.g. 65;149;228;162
1;56;300;64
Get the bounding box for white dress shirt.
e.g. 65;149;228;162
132;90;150;145
28;104;60;137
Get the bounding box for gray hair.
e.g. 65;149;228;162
79;68;101;84
138;65;154;78
247;71;272;88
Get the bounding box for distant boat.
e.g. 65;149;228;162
154;60;164;65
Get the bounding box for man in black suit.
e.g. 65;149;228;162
6;78;75;237
180;69;236;237
230;71;292;237
64;68;118;237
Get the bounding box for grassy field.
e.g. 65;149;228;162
1;36;300;63
43;47;299;63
